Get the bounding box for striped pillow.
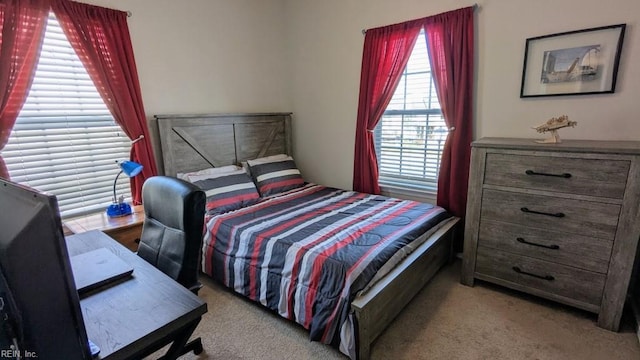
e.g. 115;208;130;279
247;154;305;196
189;169;260;214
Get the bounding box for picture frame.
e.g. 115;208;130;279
520;24;626;98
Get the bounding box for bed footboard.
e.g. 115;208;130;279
351;216;460;360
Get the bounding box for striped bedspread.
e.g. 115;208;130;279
201;184;451;356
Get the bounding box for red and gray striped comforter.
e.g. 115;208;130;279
201;184;451;356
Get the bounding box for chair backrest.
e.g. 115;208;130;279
137;176;206;293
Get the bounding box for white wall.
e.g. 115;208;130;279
79;0;640;190
285;0;640;190
80;0;291;171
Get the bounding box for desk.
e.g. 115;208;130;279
66;230;207;360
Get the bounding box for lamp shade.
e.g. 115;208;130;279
107;160;144;218
120;160;143;178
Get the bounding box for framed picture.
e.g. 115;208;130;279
520;24;626;98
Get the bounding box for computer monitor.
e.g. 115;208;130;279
0;178;92;360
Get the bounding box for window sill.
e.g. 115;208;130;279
379;183;437;204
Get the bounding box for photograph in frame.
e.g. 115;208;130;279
520;24;626;98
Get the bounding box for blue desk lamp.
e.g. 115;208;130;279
106;160;143;217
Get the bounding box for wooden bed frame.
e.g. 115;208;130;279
155;112;460;359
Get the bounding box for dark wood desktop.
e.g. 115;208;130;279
66;230;207;360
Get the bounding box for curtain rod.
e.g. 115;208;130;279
361;3;478;35
127;10;132;17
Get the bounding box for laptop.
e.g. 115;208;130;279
70;248;134;296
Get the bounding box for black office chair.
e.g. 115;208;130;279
137;176;206;357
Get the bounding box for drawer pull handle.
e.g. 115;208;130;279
520;207;565;218
525;169;572;178
516;237;560;250
512;266;555;281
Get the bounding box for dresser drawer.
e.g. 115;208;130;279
476;247;606;308
479;219;613;273
481;189;620;239
484;153;629;199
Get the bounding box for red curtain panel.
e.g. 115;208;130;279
51;0;157;204
425;6;474;222
0;0;50;179
352;21;422;194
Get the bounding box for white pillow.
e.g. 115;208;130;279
187;168;247;182
177;165;240;181
245;153;290;166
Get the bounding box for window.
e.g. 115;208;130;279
374;29;447;194
3;14;132;218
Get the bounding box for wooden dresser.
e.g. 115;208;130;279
461;137;640;332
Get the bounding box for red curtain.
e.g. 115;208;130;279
51;0;157;204
0;0;49;179
352;21;422;194
353;7;474;250
425;6;474;222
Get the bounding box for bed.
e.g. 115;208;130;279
156;112;460;359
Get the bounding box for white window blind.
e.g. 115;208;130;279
3;14;132;218
374;30;447;193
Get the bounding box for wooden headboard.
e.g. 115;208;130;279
155;113;292;177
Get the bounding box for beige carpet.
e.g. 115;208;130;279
170;260;639;360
